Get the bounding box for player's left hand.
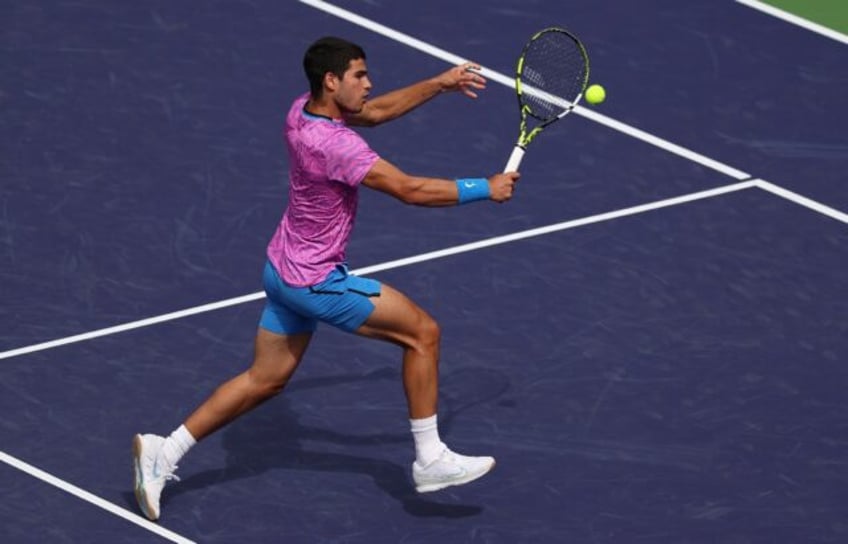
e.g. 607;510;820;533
436;62;487;99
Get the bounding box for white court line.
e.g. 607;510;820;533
0;450;195;544
355;181;759;275
0;181;757;362
0;292;264;361
754;178;848;224
736;0;848;46
297;0;752;181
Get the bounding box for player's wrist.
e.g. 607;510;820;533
455;178;491;204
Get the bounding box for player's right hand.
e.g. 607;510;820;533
488;172;520;203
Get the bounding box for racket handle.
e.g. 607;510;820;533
504;146;524;173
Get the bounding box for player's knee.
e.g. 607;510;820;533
247;368;290;399
262;376;289;397
415;315;440;354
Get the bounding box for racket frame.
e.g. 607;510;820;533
505;27;589;172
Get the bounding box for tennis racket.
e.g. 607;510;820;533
504;27;590;172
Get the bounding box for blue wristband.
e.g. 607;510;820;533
456;178;490;204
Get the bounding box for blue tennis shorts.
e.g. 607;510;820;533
259;261;381;334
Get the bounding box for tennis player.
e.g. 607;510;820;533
133;36;520;521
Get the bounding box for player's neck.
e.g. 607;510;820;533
305;95;341;120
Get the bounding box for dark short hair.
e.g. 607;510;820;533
303;37;366;97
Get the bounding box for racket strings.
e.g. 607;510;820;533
520;31;588;121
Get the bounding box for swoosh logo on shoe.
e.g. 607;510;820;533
436;467;466;482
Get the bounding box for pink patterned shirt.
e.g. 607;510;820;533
267;93;380;286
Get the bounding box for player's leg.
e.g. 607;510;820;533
354;282;495;493
354;283;440;419
181;261;314;441
183;328;312;440
133;261;316;520
133;329;312;520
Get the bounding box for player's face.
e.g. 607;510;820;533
335;58;372;114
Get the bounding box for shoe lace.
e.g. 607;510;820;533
438;448;457;463
153;461;181;483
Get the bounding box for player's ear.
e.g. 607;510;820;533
324;71;339;93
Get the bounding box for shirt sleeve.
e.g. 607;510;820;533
323;127;380;187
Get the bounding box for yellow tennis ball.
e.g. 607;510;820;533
585;84;606;105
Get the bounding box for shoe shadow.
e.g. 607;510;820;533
155;366;510;519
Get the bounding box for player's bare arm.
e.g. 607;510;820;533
346;62;487;127
362;158;519;206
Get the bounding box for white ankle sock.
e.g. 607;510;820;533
410;415;445;466
160;425;196;468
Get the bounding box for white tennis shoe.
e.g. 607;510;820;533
133;433;179;521
412;447;495;493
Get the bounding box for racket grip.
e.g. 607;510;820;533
504;146;524;173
